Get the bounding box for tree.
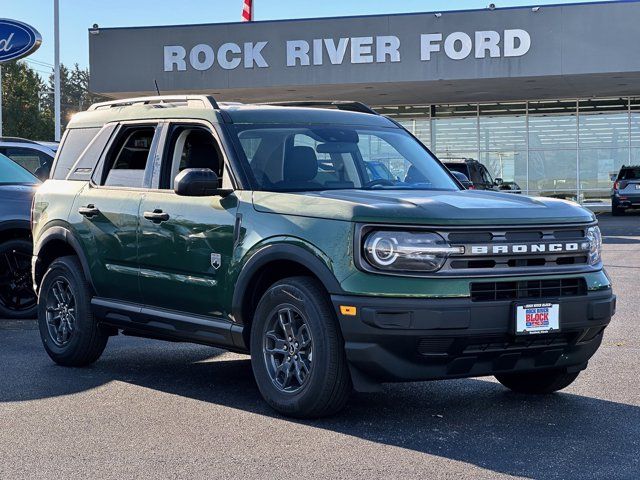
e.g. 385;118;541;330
0;61;106;141
0;61;53;140
43;63;107;131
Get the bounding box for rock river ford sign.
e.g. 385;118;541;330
88;3;640;103
0;19;42;63
163;30;531;72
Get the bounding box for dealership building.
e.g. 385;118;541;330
89;0;640;202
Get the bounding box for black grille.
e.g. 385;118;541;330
470;278;588;302
441;226;591;274
416;332;581;357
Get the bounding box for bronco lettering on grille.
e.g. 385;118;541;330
468;242;585;255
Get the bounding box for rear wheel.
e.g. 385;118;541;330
37;256;108;366
0;239;37;319
612;205;625;216
250;276;351;418
495;369;580;394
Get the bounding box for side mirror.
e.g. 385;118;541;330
174;168;231;197
494;177;504;185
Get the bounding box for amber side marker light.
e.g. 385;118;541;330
340;306;357;316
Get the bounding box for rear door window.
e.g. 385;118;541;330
100;125;157;188
51;127;101;180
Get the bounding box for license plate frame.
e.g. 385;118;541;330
514;302;560;335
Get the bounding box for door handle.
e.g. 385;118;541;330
143;209;170;223
78;205;100;218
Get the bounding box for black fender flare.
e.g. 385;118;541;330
33;226;95;291
231;243;343;326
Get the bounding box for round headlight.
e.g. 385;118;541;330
363;231;463;272
369;236;399;266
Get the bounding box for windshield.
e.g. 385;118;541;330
0;153;39;185
234;124;459;192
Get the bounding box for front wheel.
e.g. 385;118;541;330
495;369;580;394
37;256;108;366
250;276;351;418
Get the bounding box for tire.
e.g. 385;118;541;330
0;238;38;319
250;276;352;418
495;369;580;394
612;206;625;216
37;255;108;367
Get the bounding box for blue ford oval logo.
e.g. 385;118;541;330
0;19;42;63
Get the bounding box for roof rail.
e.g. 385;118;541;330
0;137;39;145
88;95;220;111
259;101;378;115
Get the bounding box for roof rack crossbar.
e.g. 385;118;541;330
88;95;220;111
259;100;378;115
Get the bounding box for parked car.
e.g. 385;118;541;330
450;170;473;189
0;153;39;319
443;158;520;193
611;165;640;215
32;96;615;418
0;137;57;181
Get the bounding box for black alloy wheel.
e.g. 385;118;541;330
44;277;77;347
0;239;37;319
263;305;314;393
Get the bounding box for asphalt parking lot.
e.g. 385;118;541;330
1;212;638;479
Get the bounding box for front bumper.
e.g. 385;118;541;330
331;289;615;391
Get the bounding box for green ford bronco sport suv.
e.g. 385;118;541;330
32;96;615;418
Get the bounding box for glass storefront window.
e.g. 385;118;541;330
630;98;640;148
579;148;629;197
374;97;639;203
480;151;526;192
528;149;577;199
579;113;630;149
433;119;478;155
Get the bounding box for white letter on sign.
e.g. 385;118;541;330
244;41;268;68
475;31;500;58
504;29;531;57
444;32;472;60
218;43;241;70
376;36;400;63
324;38;349;65
420;33;442;61
190;44;215;71
164;45;187;71
351;37;374;64
287;40;310;66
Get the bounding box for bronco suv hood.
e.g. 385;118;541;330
252;189;595;226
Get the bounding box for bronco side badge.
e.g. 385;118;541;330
211;253;221;270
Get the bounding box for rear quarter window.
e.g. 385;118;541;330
51;127;101;180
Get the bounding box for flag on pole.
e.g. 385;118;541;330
242;0;253;22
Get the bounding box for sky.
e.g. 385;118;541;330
1;0;621;73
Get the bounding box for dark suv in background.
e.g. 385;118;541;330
611;165;640;215
444;158;521;192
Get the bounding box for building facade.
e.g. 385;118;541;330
89;1;640;202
